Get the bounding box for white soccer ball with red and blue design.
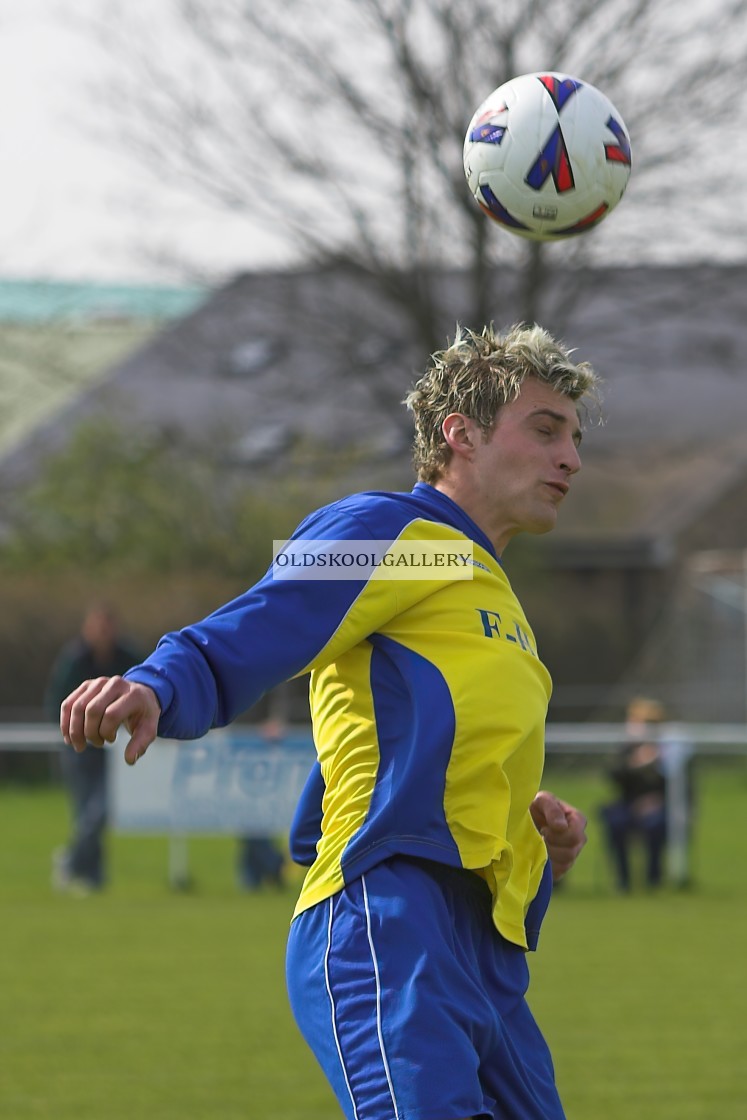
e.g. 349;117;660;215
463;72;632;241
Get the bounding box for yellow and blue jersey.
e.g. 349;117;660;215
125;483;552;949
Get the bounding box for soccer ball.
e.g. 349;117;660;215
463;72;632;241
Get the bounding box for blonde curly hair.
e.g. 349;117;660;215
404;322;600;483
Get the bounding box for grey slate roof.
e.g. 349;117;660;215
6;264;747;562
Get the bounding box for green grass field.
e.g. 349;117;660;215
2;762;746;1119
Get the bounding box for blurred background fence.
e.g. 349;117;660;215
2;720;745;889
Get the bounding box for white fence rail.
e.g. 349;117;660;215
3;722;745;887
4;721;746;754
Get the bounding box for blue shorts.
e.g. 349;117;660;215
286;856;564;1120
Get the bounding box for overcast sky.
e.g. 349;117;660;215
1;0;146;280
0;0;285;284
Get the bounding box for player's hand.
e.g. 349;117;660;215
60;675;161;766
530;790;587;881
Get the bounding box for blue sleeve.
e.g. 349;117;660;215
123;498;403;741
288;761;325;866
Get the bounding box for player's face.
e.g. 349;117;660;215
467;377;583;552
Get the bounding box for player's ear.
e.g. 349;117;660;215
442;413;479;457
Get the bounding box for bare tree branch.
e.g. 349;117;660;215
67;0;747;352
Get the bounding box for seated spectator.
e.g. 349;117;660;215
599;697;668;892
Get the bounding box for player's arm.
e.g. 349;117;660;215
61;675;161;766
59;500;456;762
58;502;407;758
530;790;587;881
121;505;403;742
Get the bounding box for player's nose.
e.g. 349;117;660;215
560;439;582;475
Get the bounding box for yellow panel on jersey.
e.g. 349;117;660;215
293;514;551;949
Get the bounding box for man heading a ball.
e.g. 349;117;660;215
61;322;595;1120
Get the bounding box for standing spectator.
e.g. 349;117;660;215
599;697;669;892
236;697;287;891
45;603;141;893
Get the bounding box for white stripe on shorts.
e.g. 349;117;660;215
361;873;401;1119
325;897;360;1120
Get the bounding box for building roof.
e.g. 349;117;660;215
5;264;747;562
545;432;747;566
0;279;209;462
0;279;206;323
